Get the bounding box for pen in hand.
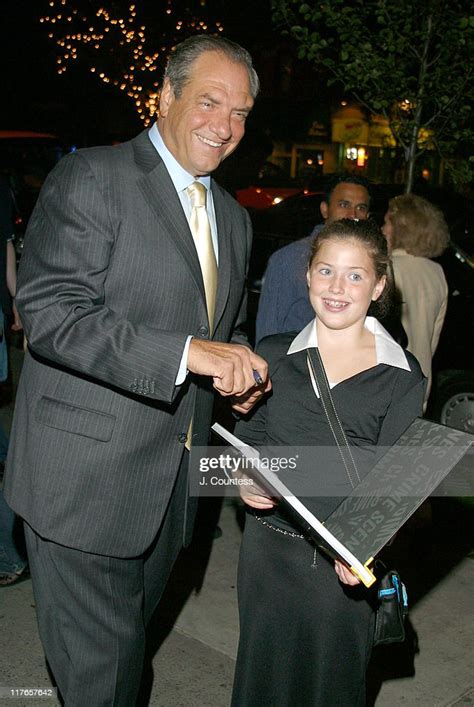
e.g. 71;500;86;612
252;369;264;386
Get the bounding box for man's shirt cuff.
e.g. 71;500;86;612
175;335;193;385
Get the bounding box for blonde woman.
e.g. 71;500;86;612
382;194;449;402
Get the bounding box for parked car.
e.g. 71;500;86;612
247;184;474;433
234;161;316;211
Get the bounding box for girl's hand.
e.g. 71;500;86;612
334;559;361;586
239;478;276;509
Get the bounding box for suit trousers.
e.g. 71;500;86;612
24;451;191;707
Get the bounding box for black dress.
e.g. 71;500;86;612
231;330;425;707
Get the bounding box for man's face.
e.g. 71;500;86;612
158;51;254;177
320;183;370;224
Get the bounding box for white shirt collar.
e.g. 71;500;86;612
287;316;411;372
148;122;211;194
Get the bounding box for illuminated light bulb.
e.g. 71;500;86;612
42;2;225;125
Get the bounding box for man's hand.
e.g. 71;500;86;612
187;339;269;398
231;378;272;414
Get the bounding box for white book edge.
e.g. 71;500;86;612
211;422;376;587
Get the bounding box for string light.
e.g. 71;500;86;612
41;1;224;126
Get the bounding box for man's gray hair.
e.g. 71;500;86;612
164;35;260;100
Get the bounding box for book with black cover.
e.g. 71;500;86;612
211;418;473;587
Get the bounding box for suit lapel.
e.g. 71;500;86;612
132;132;207;308
131;131;233;336
212;182;232;336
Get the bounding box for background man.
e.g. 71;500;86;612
4;36;267;705
255;174;370;344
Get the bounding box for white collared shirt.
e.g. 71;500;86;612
287;316;411;396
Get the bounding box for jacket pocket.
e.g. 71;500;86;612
36;396;116;442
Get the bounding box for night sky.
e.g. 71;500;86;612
1;0;297;145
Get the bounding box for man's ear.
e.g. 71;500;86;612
320;200;329;220
306;269;311;289
159;78;174;117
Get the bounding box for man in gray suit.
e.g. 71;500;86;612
4;36;268;705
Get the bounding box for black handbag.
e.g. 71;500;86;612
373;562;408;645
306;348;409;646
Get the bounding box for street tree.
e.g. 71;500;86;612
272;0;474;192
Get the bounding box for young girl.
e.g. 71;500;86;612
231;219;425;707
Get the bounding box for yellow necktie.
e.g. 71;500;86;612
185;182;218;450
187;181;218;332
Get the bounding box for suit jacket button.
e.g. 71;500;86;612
178;432;188;444
197;325;209;337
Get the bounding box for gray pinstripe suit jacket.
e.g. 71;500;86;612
4;129;252;557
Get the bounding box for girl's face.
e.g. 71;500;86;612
307;237;386;332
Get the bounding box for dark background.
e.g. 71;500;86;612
1;0;326;146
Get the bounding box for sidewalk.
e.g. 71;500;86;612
1;344;473;707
